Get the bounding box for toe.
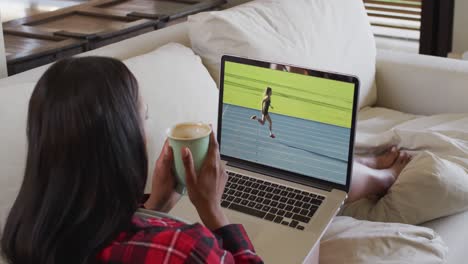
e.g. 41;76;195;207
398;153;406;163
406;154;413;163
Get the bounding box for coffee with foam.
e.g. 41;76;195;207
168;123;211;140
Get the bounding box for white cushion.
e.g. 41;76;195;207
122;43;219;192
188;0;377;109
0;83;35;228
321;216;448;264
422;210;468;264
375;49;468;115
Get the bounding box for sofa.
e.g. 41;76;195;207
0;14;6;79
1;1;467;263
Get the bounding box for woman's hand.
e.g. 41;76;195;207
182;130;229;230
144;140;181;212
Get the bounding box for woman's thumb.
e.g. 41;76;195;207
182;147;196;185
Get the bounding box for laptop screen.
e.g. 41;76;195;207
219;57;357;186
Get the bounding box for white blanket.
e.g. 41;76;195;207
355;107;468;155
343;107;468;224
321;216;448;264
322;107;467;264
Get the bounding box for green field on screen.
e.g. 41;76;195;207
223;61;354;128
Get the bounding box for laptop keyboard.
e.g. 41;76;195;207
221;171;325;231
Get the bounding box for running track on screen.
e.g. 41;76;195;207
220;104;351;184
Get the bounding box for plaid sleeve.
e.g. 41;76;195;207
181;223;263;264
212;224;263;264
97;217;263;264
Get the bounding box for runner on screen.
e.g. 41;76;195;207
250;87;276;138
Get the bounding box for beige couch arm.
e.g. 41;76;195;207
375;49;468;115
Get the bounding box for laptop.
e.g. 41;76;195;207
170;55;359;263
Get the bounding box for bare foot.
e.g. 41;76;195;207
383;152;412;181
355;146;399;169
375;152;412;194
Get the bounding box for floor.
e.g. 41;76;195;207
0;0;87;22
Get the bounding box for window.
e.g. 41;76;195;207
364;0;455;57
364;0;422;53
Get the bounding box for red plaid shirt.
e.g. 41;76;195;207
97;214;264;263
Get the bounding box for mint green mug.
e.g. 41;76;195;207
167;122;211;194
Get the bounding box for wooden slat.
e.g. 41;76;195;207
365;5;421;15
99;0;225;21
3;0;115;27
4;26;65;40
367;13;421;21
364;0;422;34
5;33;85;63
364;0;421;8
166;0;226;20
370;22;420;31
79;7;139;21
364;0;422;4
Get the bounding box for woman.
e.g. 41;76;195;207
0;57;263;264
250;87;275;138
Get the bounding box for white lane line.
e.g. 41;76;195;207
222;124;349;152
222;141;347;172
220;105;349;183
223;120;349;147
222;118;349;145
222;136;347;166
222;104;229;118
221;142;347;174
224;105;350;136
222;126;349;157
223;114;350;143
222;145;345;179
224;113;349;141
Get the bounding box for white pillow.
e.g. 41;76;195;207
342;151;468;225
188;0;377;109
321;216;448;264
123;43;219;192
0;83;35;228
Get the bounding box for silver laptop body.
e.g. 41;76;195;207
170;55;360;263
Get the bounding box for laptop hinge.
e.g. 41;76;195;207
227;161;334;192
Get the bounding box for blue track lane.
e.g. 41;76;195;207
220;104;351;184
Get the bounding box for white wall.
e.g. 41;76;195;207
453;0;468;55
0;10;7;78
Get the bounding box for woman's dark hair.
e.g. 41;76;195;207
1;57;148;264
